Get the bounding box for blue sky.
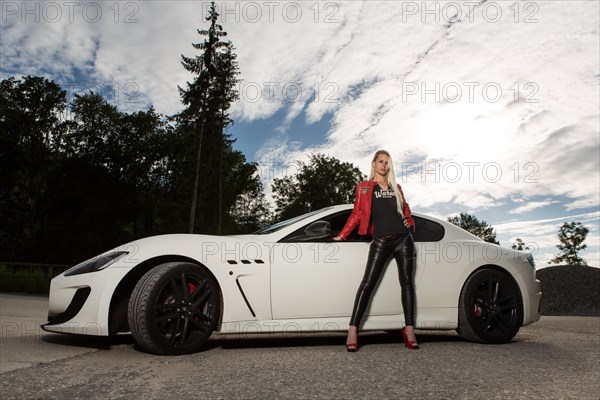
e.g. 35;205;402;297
1;1;598;267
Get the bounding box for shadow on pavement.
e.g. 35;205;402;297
41;332;135;350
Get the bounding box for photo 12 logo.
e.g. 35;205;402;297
418;241;540;265
401;161;540;184
57;81;140;119
1;1;140;24
200;241;340;264
400;1;540;24
401;81;539;104
237;81;339;104
204;1;341;24
256;161;303;183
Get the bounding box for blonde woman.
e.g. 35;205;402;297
333;150;418;351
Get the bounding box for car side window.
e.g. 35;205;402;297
280;210;370;242
280;212;445;242
328;212;444;242
412;216;445;242
327;211;370;242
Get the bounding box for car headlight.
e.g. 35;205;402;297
64;251;128;276
527;254;536;269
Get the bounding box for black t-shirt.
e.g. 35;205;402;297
371;184;409;237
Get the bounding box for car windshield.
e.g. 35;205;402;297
253;207;334;234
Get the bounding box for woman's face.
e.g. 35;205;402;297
373;153;390;177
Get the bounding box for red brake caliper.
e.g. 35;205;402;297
474;303;481;318
188;283;200;320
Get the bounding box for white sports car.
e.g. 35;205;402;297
43;205;542;354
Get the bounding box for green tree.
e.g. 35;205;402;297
230;186;272;232
177;1;240;233
227;161;272;232
271;154;365;221
448;212;499;244
67;92;121;164
511;238;530;251
166;122;267;235
1;72;261;265
0;76;70;261
212;40;240;234
549;222;589;265
45;91;177;262
104;106;176;237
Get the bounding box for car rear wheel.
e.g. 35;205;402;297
128;262;220;355
457;268;523;344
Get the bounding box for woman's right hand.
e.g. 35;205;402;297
332;236;342;241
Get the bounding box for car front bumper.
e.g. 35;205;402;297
41;266;130;336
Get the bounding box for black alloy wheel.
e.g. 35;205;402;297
457;268;523;344
128;262;220;355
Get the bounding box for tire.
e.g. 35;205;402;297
128;262;220;355
457;268;523;344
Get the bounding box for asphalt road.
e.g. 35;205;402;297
1;293;599;399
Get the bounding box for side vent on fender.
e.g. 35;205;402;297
227;259;265;264
227;259;265;265
235;279;256;317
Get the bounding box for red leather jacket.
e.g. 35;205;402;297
339;180;415;240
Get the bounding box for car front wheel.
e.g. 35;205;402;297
457;268;523;344
128;262;220;355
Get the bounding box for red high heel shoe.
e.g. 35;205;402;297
402;328;420;350
346;326;358;352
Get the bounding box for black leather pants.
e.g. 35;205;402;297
349;233;416;327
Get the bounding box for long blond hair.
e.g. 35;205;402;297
369;150;404;215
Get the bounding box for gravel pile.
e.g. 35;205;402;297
536;265;599;316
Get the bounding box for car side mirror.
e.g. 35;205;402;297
304;221;331;239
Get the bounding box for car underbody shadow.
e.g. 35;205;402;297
42;332;135;350
203;330;464;351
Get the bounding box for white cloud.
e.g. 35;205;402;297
509;199;558;214
257;1;600;215
495;211;599;266
2;0;598;265
494;211;600;234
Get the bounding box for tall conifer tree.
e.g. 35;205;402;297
178;2;239;233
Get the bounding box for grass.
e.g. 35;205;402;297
0;264;70;294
